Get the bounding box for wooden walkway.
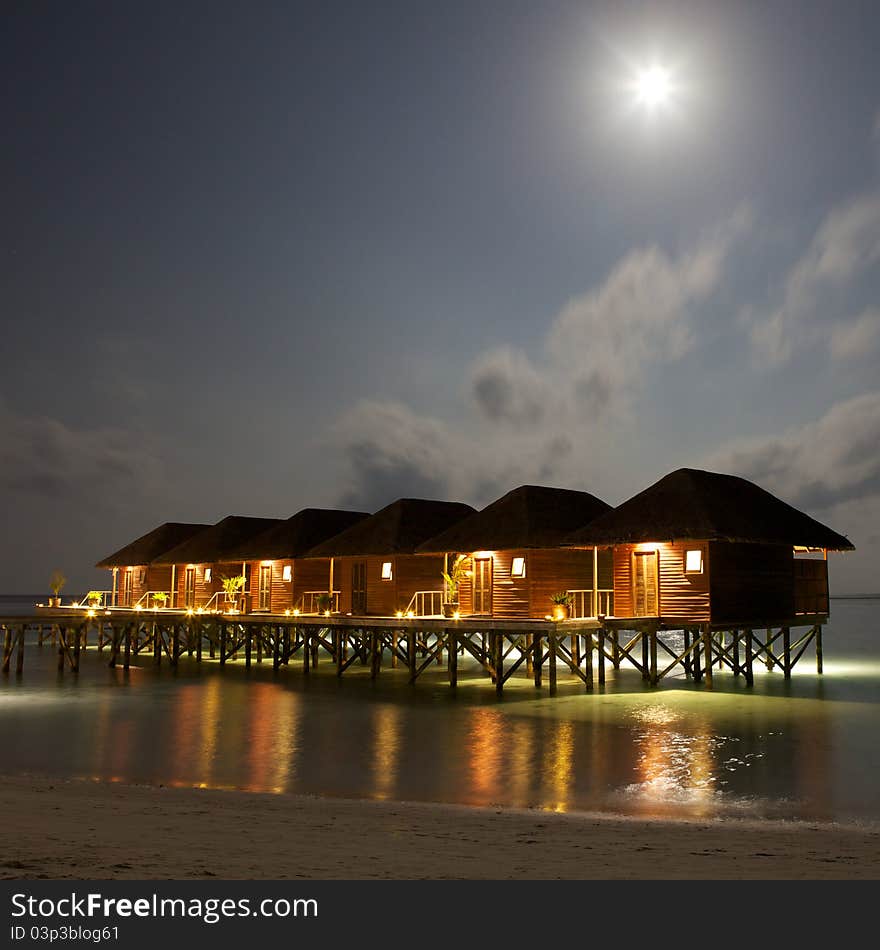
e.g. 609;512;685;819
1;608;827;691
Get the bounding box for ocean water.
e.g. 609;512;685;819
1;594;878;824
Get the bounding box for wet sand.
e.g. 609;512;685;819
1;776;878;879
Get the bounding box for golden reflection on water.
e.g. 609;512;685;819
629;704;716;817
548;720;574;812
245;684;300;794
371;704;402;800
506;719;535;806
467;708;505;799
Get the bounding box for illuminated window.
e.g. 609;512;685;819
511;556;526;578
381;561;393;580
685;549;703;574
282;564;292;582
204;567;212;583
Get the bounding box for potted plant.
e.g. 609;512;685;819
49;570;66;608
550;591;572;622
441;555;471;618
151;591;169;609
220;574;245;611
86;590;103;608
316;592;333;616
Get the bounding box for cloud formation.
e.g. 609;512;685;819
706;390;880;516
333;210;751;509
470;208;752;427
747;192;880;366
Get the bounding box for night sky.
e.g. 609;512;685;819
3;1;878;593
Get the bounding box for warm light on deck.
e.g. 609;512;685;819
135;604;143;612
395;610;403;619
293;608;300;617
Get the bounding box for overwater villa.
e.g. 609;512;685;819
223;508;369;614
416;485;613;619
302;498;477;617
152;515;281;611
565;468;853;625
18;467;844;692
95;521;209;609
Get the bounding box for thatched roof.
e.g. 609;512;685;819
417;485;612;553
565;468;855;550
225;508;371;560
305;499;477;557
152;515;283;565
95;522;211;569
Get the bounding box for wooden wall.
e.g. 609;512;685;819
333;554;445;616
173;561;242;608
612;542;711;621
293;558;331;610
244;560;292;613
709;542;795;623
792;555;828;616
456;548;614;619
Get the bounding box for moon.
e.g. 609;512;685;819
633;65;673;109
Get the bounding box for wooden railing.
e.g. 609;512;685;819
567;589;614;619
405;590;444;617
296;591;341;614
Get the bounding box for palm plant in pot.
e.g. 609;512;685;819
550;591;573;621
220;574;245;612
49;570;66;608
441;555;470;618
315;592;333;616
151;591;169;610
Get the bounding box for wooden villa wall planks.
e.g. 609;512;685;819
331;554;445;616
612;541;711;621
293;558;331;609
456;548;614;619
244;560;292;613
709;542;796;622
792;556;829;615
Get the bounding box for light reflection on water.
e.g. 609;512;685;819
1;599;878;823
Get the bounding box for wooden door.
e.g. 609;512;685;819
472;557;493;615
632;551;659;616
184;567;196;609
352;561;367;615
258;564;272;611
122;570;133;607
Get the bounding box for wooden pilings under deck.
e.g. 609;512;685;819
4;611;830;693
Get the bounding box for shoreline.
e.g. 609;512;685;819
1;776;878;880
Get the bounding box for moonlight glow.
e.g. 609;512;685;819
633;65;674;109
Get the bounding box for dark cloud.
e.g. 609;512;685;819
708;391;880;514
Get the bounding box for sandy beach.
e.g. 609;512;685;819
1;776;877;880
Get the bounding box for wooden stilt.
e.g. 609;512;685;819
526;634;534;676
153;622;160;665
219;623;227;667
447;629;457;687
584;630;593;690
641;631;649;681
256;629;263;664
765;628;773;671
391;630;398;669
73;623;82;672
15;627;25;675
683;628;692;679
649;627;658;686
816;625;823;674
2;626;11;673
533;633;542;688
744;628;754;686
58;625;66;672
783;626;791;679
548;630;557;695
124;623;132;670
572;634;581;668
597;627;605;686
693;631;702;683
303;626;311;673
702;625;712;687
495;632;504;695
171;625;180;667
612;630;621;669
245;627;252;669
370;629;380;679
732;629;740;677
108;625;120;668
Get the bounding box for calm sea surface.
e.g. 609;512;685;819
1;594;878;823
